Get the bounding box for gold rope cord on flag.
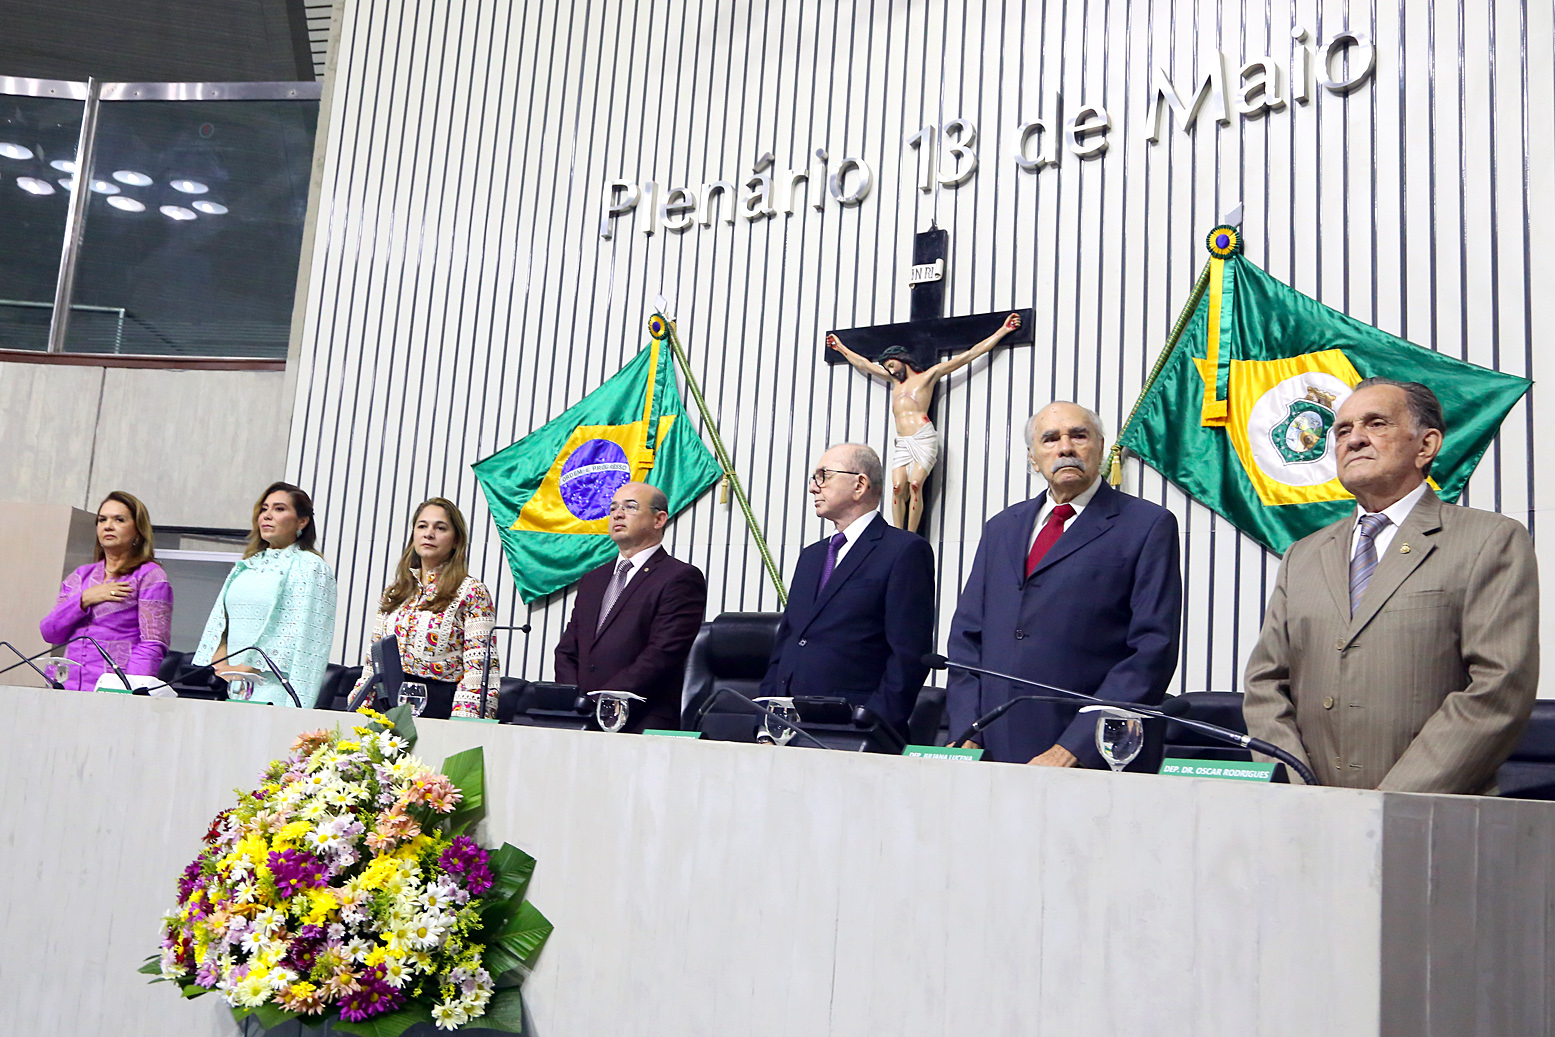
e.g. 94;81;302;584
1108;258;1213;487
660;315;788;607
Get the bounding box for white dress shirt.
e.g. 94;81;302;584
615;542;662;588
831;510;879;567
1029;474;1102;552
1348;481;1429;561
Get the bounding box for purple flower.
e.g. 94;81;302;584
338;965;404;1021
177;858;205;903
267;848;327;898
438;836;494;897
280;924;325;974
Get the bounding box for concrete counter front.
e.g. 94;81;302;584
2;686;1550;1035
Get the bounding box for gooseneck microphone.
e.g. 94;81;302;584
694;686;833;751
0;641;63;688
68;635;134;693
924;653;1321;787
135;646;303;707
475;623;532;720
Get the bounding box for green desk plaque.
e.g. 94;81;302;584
644;729;702;738
451;717;499;724
1159;758;1276;782
903;745;984;761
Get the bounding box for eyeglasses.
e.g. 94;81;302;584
810;468;863;487
606;500;666;515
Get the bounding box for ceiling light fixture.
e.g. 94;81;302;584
191;200;228;215
113;170;153;186
170;179;209;194
0;143;34;160
17;176;55;195
50;159;76;172
107;196;146;212
58;177;75;190
90;179;120;194
159;205;197;221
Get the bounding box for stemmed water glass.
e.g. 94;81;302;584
1091;708;1147;772
752;696;801;746
399;682;428;717
39;656;77;689
587;690;646;733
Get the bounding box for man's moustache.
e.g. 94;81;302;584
1051;457;1085;471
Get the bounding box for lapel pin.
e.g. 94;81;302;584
1399;544;1411;554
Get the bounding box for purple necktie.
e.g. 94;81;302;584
817;532;848;593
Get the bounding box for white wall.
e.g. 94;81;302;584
0;361;291;529
289;0;1555;695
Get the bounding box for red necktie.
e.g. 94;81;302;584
1025;504;1075;577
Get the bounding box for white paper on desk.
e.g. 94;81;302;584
94;673;166;695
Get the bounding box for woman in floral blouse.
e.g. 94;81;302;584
349;498;500;718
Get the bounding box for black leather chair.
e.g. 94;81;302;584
1497;700;1555;800
315;664;361;710
679;612;785;729
906;684;947;747
1160;691;1253;763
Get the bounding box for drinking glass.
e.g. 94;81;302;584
587;691;644;733
39;656;77;688
753;696;801;746
226;674;256;702
399;682;428;717
1095;715;1145;772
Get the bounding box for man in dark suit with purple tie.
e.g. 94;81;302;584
555;481;707;732
758;443;936;737
946;403;1182;767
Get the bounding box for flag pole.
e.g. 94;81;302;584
659;315;788;607
1108;259;1213;487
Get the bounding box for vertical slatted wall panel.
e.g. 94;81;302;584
290;0;1555;696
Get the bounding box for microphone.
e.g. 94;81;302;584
135;646;302;707
476;623;531;720
0;641;62;688
694;686;833;751
67;635;134;694
924;653;1321;787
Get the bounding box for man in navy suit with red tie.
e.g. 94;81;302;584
946;402;1182;766
555;481;707;732
758;443;936;737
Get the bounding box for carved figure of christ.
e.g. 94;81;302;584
826;311;1022;532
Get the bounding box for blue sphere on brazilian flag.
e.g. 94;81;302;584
473;314;722;601
1117;225;1530;554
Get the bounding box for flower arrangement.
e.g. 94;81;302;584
143;706;552;1035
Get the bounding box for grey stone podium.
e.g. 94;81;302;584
2;686;1550;1035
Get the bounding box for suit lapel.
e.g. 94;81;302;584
1031;480;1120;577
1319;517;1355;621
1346;492;1442;640
800;516;883;632
1004;495;1045;587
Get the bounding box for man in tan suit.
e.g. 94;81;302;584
1244;378;1538;793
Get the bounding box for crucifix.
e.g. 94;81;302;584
824;230;1034;533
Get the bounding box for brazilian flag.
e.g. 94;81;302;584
473;314;722;602
1118;226;1531;555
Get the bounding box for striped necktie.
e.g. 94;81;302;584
596;558;634;632
1348;513;1391;616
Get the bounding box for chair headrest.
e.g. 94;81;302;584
1510;699;1555;761
706;612;785;679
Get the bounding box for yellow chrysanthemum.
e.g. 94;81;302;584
272;820;310;849
303;889;338;926
361;856;400;891
365;945;389;967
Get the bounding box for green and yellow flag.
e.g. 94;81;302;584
473;314;723;602
1118;226;1532;554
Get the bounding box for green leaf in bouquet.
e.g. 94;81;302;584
180;983;211;998
486;843;536;904
329;1001;433;1037
441;747;485;833
473;987;529;1033
490;901;554;970
231;1002;299;1029
382;704;420;746
138;955;167;977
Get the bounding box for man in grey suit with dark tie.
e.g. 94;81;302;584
1244;378;1539;793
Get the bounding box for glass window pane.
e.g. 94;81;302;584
0;94;83;352
65;98;318;358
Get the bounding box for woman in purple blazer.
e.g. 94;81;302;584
40;491;173;690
